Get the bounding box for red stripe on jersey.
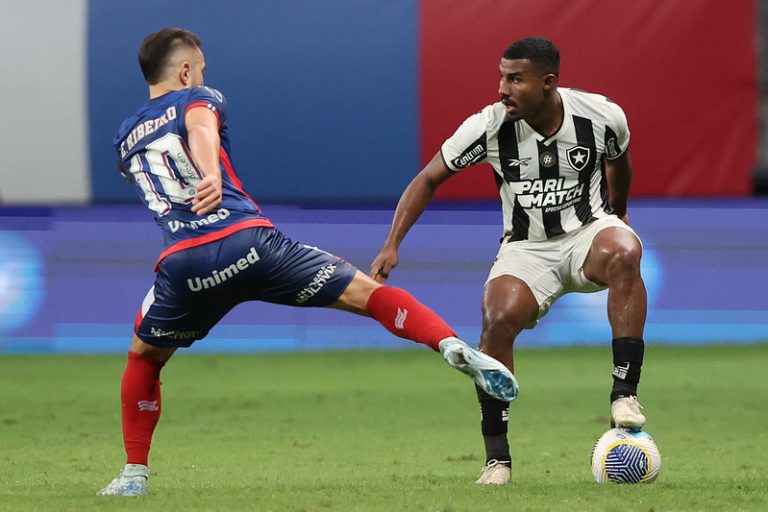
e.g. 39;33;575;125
154;219;274;271
219;147;260;208
185;101;221;128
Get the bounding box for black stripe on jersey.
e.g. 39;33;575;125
537;140;564;238
600;164;612;213
573;116;598;225
499;121;530;241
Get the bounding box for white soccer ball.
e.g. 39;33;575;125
590;428;661;484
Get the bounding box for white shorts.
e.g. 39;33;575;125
486;215;641;323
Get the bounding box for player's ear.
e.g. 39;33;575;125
180;62;191;86
542;73;558;91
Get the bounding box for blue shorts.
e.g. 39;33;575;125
135;227;357;347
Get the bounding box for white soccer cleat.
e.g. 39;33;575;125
475;459;511;485
438;337;519;402
611;395;646;431
97;464;149;496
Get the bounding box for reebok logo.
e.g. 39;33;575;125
187;246;260;292
612;363;630;380
138;400;158;412
507;157;531;167
395;307;408;329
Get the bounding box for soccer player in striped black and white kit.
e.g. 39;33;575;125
98;27;517;496
371;37;648;485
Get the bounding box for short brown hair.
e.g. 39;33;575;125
138;28;201;85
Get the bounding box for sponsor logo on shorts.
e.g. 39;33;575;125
168;208;231;233
187;246;261;292
296;264;337;304
149;326;202;340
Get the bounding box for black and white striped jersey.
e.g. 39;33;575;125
441;87;630;241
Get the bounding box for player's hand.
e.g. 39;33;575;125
191;174;223;215
369;246;399;283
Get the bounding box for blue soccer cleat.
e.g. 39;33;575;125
438;337;519;402
97;464;149;496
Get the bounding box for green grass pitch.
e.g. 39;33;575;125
1;344;767;511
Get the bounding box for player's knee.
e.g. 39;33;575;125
483;306;528;340
605;243;642;279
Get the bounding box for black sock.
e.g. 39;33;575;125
610;337;644;402
476;385;510;464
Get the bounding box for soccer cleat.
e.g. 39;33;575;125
475;459;511;485
611;395;646;431
97;464;149;496
438;337;519;402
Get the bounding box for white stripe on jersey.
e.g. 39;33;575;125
441;87;630;241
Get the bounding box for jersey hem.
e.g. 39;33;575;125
154;218;274;270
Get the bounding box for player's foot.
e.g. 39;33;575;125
611;395;646;431
438;337;518;402
475;459;511;485
97;464;149;496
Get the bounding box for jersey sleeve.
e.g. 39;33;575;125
440;105;495;171
603;100;630;160
183;86;228;127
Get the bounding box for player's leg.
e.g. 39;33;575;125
99;335;176;496
475;275;539;485
332;270;452;350
581;224;647;429
331;271;519;401
250;228;517;399
478;275;540;370
100;240;238;496
122;336;176;465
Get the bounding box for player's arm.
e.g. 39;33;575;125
370;152;454;282
604;149;633;223
186;107;223;215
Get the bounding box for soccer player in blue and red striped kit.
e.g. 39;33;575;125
98;28;518;496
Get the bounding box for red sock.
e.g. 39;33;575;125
121;351;164;466
366;286;456;351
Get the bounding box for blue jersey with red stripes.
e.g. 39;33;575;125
114;86;273;262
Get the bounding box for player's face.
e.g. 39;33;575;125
498;58;551;121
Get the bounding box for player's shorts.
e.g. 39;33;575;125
486;215;641;325
135;227;357;347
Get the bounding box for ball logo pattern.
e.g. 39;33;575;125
591;428;661;484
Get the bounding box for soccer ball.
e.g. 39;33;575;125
590;428;661;484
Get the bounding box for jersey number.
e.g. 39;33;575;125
129;133;204;216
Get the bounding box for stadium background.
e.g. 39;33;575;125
0;0;765;352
